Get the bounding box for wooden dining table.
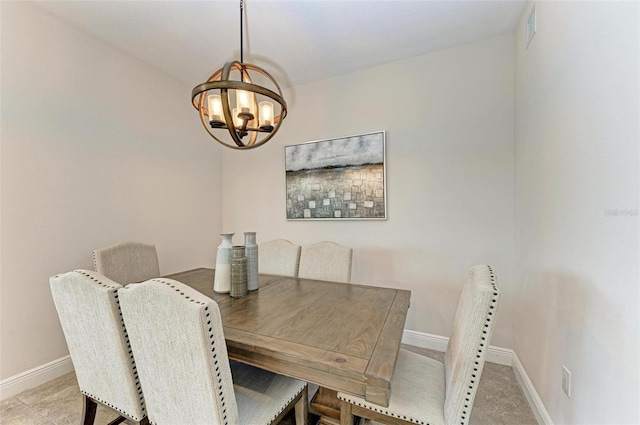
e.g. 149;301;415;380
164;268;411;424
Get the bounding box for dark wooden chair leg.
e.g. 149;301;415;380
107;416;127;425
82;395;98;425
139;418;150;425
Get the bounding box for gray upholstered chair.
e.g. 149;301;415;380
338;264;500;425
259;239;301;277
119;278;308;425
297;241;353;283
92;241;160;284
49;270;148;425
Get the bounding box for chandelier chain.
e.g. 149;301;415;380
240;0;244;65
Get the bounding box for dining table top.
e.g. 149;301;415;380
163;267;411;407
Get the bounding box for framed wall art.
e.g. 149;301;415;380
285;131;387;220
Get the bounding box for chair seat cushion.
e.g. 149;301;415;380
338;349;446;425
231;361;307;425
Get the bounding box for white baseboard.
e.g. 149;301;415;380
402;329;552;425
0;355;73;400
402;329;512;366
402;328;449;352
512;352;554;425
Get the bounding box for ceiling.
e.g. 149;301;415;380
33;0;525;89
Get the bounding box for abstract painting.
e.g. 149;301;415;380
285;131;386;220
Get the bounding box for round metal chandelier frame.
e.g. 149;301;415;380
191;60;287;150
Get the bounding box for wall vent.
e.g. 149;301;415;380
526;5;536;48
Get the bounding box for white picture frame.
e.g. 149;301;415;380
285;131;387;220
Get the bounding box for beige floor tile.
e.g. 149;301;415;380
0;398;23;414
26;385;127;425
472;362;537;425
0;397;52;425
26;386;81;425
14;372;77;406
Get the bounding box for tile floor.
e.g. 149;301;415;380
1;344;538;425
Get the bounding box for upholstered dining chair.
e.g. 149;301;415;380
259;239;302;277
92;241;160;284
118;278;309;425
49;270;148;425
297;241;353;283
338;264;500;425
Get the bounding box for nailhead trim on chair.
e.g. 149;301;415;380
266;390;304;425
457;265;498;425
80;390;144;421
203;303;229;425
114;292;146;420
337;392;430;425
72;270;146;421
74;269;119;289
145;278;229;425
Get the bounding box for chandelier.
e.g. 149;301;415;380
191;0;287;150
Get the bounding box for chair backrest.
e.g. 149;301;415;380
259;239;301;277
443;265;500;425
298;241;353;283
49;270;146;421
118;278;239;424
93;241;160;284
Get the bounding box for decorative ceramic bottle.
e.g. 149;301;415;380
244;232;259;291
230;246;248;298
214;233;234;293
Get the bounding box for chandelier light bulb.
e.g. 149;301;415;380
259;101;274;130
236;90;251;113
207;94;224;127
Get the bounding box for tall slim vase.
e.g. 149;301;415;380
230;246;248;298
244;232;259;291
214;233;234;293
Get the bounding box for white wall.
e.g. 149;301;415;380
221;34;515;348
514;2;639;424
0;1;223;380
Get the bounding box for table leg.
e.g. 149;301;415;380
309;387;366;425
310;387;341;425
